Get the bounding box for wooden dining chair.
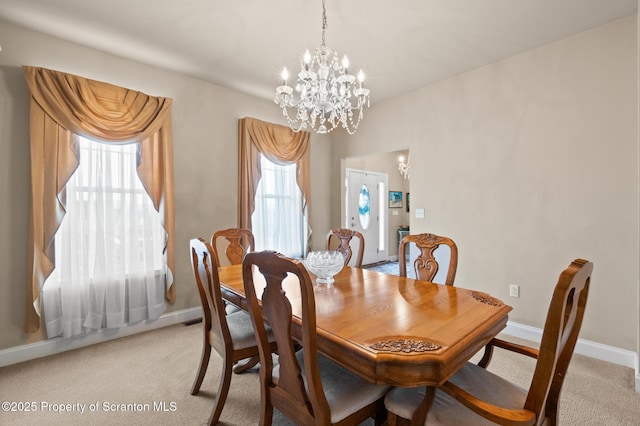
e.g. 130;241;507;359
189;238;276;425
242;250;390;426
211;228;255;266
384;258;593;426
399;233;458;285
326;228;365;267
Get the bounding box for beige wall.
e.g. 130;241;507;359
0;19;332;351
334;16;639;352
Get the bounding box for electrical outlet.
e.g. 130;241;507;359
509;284;520;298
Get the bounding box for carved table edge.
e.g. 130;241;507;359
471;291;504;307
368;338;442;353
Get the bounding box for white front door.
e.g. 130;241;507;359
346;169;387;265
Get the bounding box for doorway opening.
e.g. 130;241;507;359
341;149;410;267
345;168;388;265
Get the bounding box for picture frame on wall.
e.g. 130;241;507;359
389;191;403;208
406;193;410;212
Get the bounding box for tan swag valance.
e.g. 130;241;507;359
23;66;176;333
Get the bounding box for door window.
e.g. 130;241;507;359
358;184;371;230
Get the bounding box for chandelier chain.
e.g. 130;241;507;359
321;0;327;47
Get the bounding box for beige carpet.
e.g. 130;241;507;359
1;323;638;425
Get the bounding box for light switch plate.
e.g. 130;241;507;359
415;208;425;219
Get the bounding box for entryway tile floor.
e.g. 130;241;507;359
363;261;415;278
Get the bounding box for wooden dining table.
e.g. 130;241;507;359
218;264;512;424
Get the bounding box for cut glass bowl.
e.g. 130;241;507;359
303;250;344;285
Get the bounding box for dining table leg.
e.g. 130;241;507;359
410;386;436;426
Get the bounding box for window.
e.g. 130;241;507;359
23;66;175;335
41;138;168;338
237;118;311;259
252;155;307;258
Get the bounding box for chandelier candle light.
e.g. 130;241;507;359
275;0;370;134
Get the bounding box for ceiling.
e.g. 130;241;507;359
0;0;637;102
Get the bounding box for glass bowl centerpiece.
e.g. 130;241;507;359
304;250;344;285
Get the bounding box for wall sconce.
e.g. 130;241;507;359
398;155;410;180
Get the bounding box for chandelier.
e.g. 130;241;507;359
398;154;410;180
274;0;370;134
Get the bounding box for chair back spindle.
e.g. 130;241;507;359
326;228;365;267
212;228;255;266
399;233;458;285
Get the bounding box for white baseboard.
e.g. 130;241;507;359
503;321;640;393
0;307;202;367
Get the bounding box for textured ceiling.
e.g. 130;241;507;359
0;0;636;102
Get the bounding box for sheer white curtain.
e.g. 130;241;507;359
252;155;307;258
41;138;168;338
